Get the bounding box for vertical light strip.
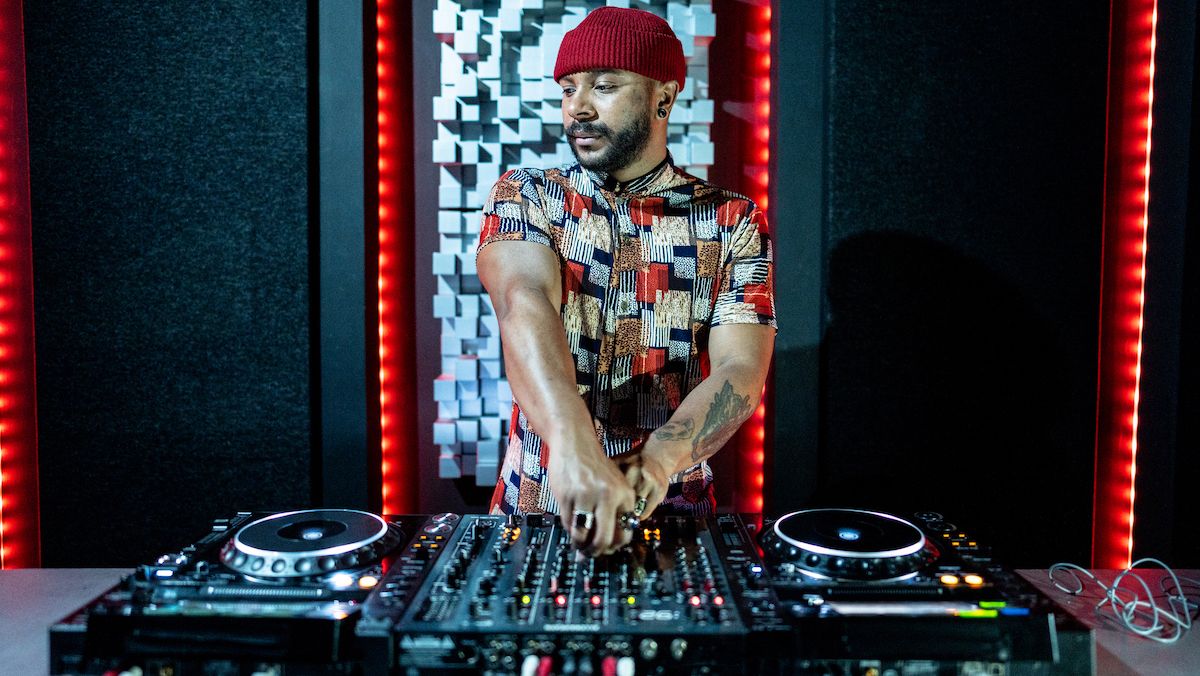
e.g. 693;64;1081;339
375;0;396;514
737;1;773;514
374;0;415;515
0;0;41;568
1093;0;1157;569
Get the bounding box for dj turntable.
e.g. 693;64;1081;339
49;508;1091;675
757;509;1090;670
49;509;442;675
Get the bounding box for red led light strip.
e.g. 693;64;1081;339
0;1;42;568
375;0;416;515
1092;0;1157;569
735;2;772;515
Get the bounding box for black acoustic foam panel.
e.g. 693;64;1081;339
776;1;1109;565
26;1;311;566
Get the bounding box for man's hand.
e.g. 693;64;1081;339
617;444;673;521
549;429;637;556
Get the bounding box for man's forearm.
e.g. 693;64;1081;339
496;287;597;451
647;361;765;475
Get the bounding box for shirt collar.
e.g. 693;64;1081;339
581;153;677;197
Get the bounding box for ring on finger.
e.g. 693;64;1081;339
572;509;595;531
619;511;640;531
633;495;648;516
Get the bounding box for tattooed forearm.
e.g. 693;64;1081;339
654;418;695;441
690;381;754;462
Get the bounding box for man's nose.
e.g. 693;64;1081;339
566;90;595;120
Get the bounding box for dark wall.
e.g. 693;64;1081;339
773;1;1110;566
26;2;313;566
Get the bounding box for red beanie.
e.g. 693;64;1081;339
554;7;686;91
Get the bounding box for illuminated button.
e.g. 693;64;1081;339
626;595;637;606
555;594;568;607
330;573;355;589
689;595;702;607
979;601;1007;609
964;574;984;586
591;595;602;606
358;575;380;589
520;594;532;605
713;595;725;606
956;609;999;619
940;574;960;586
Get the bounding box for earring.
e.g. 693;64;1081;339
657;108;667;119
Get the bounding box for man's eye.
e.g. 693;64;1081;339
561;88;575;95
595;84;615;92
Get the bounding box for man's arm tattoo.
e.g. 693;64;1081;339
690;381;754;462
654;418;695;441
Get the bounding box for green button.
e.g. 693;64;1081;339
978;601;1008;609
957;609;999;619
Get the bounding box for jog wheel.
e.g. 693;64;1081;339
760;508;937;581
219;509;403;579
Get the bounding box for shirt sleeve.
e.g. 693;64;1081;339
711;204;777;329
476;168;559;260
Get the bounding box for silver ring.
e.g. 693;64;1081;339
634;496;648;516
572;510;595;531
619;512;640;531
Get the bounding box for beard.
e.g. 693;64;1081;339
566;113;652;175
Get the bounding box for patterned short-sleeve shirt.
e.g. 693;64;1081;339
477;158;775;516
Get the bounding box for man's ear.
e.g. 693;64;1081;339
657;80;680;111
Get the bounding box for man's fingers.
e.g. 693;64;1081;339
567;502;596;549
590;504;615;554
560;500;574;532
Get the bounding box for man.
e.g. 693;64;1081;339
476;6;775;555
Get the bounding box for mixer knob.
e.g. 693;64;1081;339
670;638;688;661
805;554;821;567
639;638;658;661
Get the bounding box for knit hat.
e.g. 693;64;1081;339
554;7;686;91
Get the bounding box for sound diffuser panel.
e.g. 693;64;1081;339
430;0;714;483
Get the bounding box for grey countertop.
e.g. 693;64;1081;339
1019;568;1200;676
0;569;125;675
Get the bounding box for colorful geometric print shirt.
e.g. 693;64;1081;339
476;158;776;517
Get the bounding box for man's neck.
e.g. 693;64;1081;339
608;147;669;182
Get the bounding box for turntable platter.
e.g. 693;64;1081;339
219;509;403;578
761;509;937;581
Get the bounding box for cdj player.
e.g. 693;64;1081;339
50;508;1091;675
50;510;438;675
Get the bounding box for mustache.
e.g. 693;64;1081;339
566;122;610;137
